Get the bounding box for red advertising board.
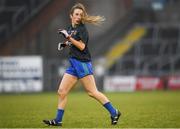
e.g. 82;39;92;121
104;76;136;92
136;77;163;90
167;76;180;90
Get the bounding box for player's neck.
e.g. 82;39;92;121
72;23;76;28
72;23;80;28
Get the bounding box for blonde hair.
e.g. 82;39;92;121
70;3;105;26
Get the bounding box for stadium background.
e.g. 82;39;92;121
0;0;180;128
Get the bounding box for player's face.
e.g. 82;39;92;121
71;8;83;25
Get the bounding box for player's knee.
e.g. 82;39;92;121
87;91;93;97
87;91;99;98
57;88;67;99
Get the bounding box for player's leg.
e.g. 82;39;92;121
43;73;78;126
80;75;121;125
80;75;108;103
57;73;78;109
56;73;77;121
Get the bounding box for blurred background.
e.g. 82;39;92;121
0;0;180;93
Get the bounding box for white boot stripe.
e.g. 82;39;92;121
52;120;56;124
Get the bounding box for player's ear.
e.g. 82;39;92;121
70;14;73;19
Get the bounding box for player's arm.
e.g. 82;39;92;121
68;37;85;51
58;29;85;51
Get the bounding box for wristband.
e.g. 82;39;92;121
67;35;71;40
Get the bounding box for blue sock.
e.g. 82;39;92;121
103;102;117;117
55;109;64;122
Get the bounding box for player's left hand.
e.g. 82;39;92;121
58;29;70;39
58;41;72;51
58;42;66;51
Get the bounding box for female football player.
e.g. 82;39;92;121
43;3;121;126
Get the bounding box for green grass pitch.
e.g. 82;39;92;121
0;91;180;128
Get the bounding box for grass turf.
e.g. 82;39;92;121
0;91;180;128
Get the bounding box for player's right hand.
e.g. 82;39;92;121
58;29;70;39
